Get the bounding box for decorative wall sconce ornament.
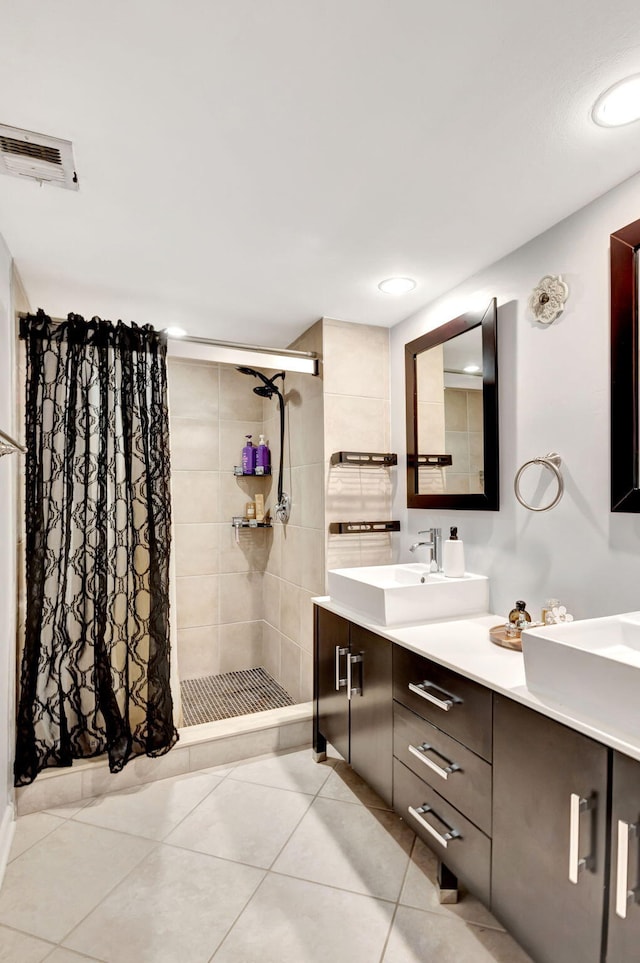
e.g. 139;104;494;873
528;274;569;325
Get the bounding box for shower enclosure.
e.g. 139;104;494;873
168;346;324;728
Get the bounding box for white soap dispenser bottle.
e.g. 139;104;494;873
443;526;465;578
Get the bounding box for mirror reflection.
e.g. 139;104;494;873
405;297;498;511
416;327;484;495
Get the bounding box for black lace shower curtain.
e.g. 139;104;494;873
15;310;178;786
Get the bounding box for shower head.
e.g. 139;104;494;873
236;367;285;400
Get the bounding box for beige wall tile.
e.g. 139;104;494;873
415;344;444;404
219;524;269;574
261;622;281;682
300;527;326;595
263;572;281;629
219;470;274;524
444;388;468;431
15;772;84;817
327;534;362;572
170;417;220;471
299;463;324;530
168;360;219;420
324;394;389;454
417;402;446;452
218;621;263;673
177;625;220;679
323;321;389;400
280;582;301;643
188;729;279;771
176;575;219;628
280;524;303;587
289;393;324;467
300;651;314;703
469;430;484;472
174;524;219;577
218;572;264;623
265;524;282;578
172;472;220;524
299;590;315;654
278;719;312;749
467;388;483;431
219;366;264;422
444;431;470;474
280;636;302;703
446;473;470;493
360;534;393;567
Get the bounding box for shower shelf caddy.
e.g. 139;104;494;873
233;466;271;476
330;451;398;468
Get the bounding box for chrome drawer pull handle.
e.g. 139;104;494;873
616;819;639;918
408;804;461;849
408;743;460;781
347;653;363;700
408;681;459;711
334;646;348;691
568;792;596;884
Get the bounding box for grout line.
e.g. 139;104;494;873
376;828;417;963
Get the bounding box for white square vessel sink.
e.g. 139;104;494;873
522;612;640;736
327;563;489;626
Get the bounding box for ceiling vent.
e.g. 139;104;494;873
0;124;78;190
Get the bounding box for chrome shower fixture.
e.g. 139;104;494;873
237;366;289;523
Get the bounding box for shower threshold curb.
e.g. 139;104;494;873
15;702;313;816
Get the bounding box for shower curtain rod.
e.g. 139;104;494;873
17;313;319;373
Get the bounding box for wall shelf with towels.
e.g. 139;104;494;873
329;520;401;535
330;451;398;468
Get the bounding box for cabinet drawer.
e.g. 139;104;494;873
393;645;492;761
393;701;492;835
394;757;491;905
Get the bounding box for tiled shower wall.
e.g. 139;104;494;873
262;321;325;704
169;360;270;683
323;319;393;572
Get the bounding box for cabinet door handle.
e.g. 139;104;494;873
408;743;460;781
335;646;348;691
615;819;639;919
408;804;461;849
568;792;596;884
347;653;363;700
408;680;459;711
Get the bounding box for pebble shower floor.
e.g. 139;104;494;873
180;667;295;726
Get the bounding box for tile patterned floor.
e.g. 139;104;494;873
180;668;294;726
0;748;533;963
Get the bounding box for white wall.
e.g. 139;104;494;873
0;230;17;879
391;169;640;623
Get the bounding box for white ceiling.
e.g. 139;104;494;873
2;1;640;346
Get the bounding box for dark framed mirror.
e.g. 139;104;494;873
405;298;499;510
611;217;640;511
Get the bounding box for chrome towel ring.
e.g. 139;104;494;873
514;452;564;512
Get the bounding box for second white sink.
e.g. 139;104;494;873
327;563;489;626
522;612;640;736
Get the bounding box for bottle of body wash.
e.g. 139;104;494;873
255;434;270;475
443;526;465;577
242;435;256;475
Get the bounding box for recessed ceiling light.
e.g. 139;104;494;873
592;74;640;127
463;364;481;374
378;277;416;295
164;325;187;338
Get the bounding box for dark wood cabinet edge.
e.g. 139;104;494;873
611;220;640;511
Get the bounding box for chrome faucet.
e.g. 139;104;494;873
409;528;442;571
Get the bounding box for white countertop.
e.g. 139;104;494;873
314;596;640;763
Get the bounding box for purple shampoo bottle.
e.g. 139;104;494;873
242;435;256;474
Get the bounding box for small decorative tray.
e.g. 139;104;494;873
489;624;523;651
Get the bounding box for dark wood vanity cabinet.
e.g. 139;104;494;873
607;751;640;962
314;605;640;962
314;606;393;804
492;696;608;963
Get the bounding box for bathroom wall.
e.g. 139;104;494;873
169;360;269;681
262;321;325;704
390;167;640;622
323;319;394;573
0;231;18;877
